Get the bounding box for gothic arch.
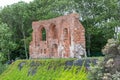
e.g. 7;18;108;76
39;26;46;41
50;23;58;39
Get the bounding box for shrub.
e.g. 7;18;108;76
88;39;120;80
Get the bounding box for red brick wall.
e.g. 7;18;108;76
29;13;86;58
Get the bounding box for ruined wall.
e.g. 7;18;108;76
29;13;86;58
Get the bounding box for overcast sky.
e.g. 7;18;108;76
0;0;33;8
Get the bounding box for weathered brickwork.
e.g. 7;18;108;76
29;13;86;58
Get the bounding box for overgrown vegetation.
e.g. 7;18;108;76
0;22;17;62
0;59;88;80
0;62;8;75
88;39;120;80
0;0;120;62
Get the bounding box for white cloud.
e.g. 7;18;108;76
0;0;33;8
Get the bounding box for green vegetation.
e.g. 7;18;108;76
88;39;120;80
0;0;120;79
0;63;8;75
0;59;88;80
42;28;46;41
0;22;17;62
0;0;120;62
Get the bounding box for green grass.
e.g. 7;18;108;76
0;59;88;80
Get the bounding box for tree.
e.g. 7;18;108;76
0;0;70;59
0;22;16;62
0;0;119;58
0;2;31;59
73;0;120;56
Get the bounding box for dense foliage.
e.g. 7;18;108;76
0;59;88;80
0;22;16;62
0;0;120;61
0;63;7;75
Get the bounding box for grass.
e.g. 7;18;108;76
0;58;88;80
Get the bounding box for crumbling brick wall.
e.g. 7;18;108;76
29;13;86;58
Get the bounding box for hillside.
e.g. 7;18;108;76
0;59;97;80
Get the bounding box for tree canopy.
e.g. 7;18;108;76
0;0;119;61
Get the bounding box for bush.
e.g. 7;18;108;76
88;39;120;80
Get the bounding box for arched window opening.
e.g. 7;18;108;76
41;28;46;41
50;24;57;39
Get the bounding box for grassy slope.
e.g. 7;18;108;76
0;59;88;80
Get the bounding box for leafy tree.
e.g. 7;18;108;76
0;0;72;59
0;22;16;62
0;0;119;59
0;2;31;59
73;0;120;56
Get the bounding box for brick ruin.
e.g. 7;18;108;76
29;13;86;58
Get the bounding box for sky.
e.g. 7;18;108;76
0;0;33;8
